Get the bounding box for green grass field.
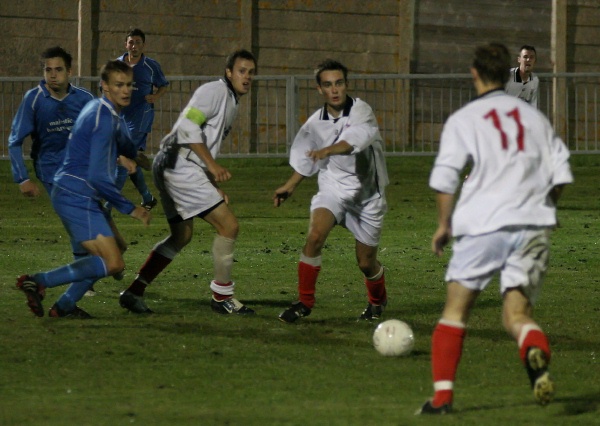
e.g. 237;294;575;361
0;156;598;425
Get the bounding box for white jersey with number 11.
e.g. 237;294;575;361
429;90;573;237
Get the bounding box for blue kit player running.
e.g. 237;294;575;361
9;46;94;197
16;60;151;319
116;28;169;210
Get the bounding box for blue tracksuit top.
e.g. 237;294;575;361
53;97;137;215
8;81;94;184
117;53;169;134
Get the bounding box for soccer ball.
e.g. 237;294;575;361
373;319;414;356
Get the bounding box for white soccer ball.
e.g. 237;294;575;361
373;319;414;356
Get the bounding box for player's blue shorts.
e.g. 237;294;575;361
51;185;114;252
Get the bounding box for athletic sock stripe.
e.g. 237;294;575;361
434;380;454;391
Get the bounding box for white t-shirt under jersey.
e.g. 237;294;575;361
429;90;573;237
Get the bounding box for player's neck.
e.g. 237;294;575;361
474;80;503;96
46;84;69;100
519;68;531;82
127;53;142;65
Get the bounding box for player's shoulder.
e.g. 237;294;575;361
23;83;45;100
70;85;95;100
143;55;164;69
196;79;229;97
351;97;375;114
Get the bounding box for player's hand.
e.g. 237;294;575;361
19;180;41;198
130;206;151;226
273;187;291;207
145;94;157;104
431;226;451;256
217;188;230;205
307;148;328;162
207;163;232;183
118;155;138;175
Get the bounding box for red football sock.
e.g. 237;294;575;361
431;322;466;407
212;281;233;301
518;325;551;364
127;250;172;296
365;271;387;305
298;261;320;309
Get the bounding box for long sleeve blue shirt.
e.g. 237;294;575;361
54;97;137;215
8;81;94;184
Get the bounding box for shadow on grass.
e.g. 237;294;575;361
557;391;600;416
455;391;599;415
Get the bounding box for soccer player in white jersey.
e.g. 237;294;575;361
274;59;389;323
119;49;257;315
505;45;539;108
417;43;573;415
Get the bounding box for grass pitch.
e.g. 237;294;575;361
0;156;598;425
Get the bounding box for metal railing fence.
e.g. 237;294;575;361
1;73;598;159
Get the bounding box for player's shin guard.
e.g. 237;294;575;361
518;323;551;364
213;234;235;284
365;266;386;305
210;235;236;300
33;255;108;288
431;320;466;407
298;254;321;309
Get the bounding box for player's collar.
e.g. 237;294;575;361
322;96;354;120
40;80;74;98
122;52;145;65
222;77;239;104
476;88;505;101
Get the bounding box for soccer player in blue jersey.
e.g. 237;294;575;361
115;28;169;210
16;60;152;318
9;46;94;197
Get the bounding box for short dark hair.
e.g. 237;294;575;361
225;49;257;72
314;59;348;85
126;28;146;42
100;60;133;83
519;45;536;55
472;43;511;85
41;46;73;70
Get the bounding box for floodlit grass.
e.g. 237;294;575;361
0;156;598;425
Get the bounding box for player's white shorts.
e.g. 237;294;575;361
446;226;551;304
153;155;223;221
310;190;387;247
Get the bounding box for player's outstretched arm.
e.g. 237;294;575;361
130;206;151;226
273;171;305;207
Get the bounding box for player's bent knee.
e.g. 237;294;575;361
105;258;125;276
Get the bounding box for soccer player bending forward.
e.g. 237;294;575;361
416;43;573;415
16;60;151;318
119;49;257;315
274;59;389;323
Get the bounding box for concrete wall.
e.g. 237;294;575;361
4;0;593;78
567;0;600;72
